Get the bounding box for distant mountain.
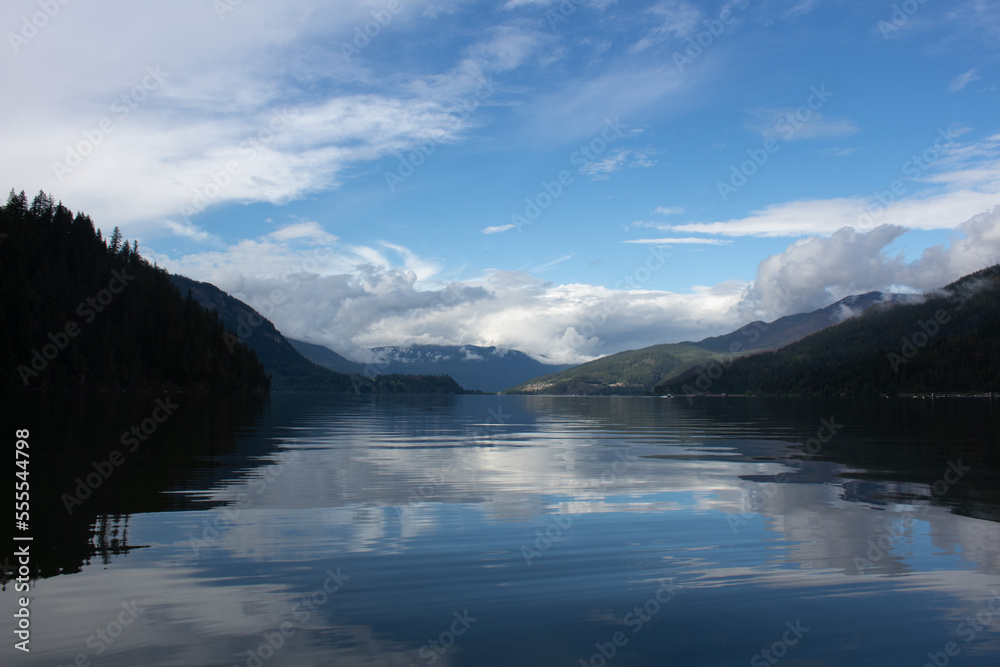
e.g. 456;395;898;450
288;338;365;375
506;292;901;396
654;265;1000;396
1;190;269;393
359;345;572;393
171;276;464;394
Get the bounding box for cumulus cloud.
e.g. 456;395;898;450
157;229;749;364
739;206;1000;319
739;225;909;318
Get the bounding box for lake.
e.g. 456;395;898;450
4;394;1000;666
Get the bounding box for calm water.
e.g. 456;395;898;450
4;394;1000;666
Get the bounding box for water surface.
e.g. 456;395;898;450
4;394;1000;666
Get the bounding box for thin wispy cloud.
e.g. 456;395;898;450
819;147;858;157
268;221;339;244
948;68;980;93
623;237;732;245
782;0;820;18
671;135;1000;237
162;219;219;244
579;149;655;180
629;0;703;54
529;253;575;272
745;107;859;141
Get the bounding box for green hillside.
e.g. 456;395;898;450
504;344;720;395
654;264;1000;397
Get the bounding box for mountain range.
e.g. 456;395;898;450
8;189;1000;397
502;292;901;395
291;341;571;393
654;265;1000;397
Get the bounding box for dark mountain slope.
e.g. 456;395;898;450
170;275;465;394
288;338;365;375
1;190;269;392
689;292;898;354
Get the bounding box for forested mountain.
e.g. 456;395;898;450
504;293;897;395
288;338;366;375
687;291;900;353
653;265;1000;396
172;276;467;394
170;275;360;392
0;190;269;392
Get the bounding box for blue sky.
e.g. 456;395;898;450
3;0;1000;363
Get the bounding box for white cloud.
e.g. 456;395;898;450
483;223;517;234
502;0;618;8
948;68;980;93
740;225;909;318
157;231;747;364
461;347;485;360
268;221;338;244
655;206;685;215
528;63;687;141
819;147;857;157
464;24;550;73
0;0;520;236
740;207;1000;319
782;0;819;18
623;238;731;245
502;0;550;7
529;253;575;272
628;1;703;55
671;134;1000;237
579;148;655;180
162;218;219;244
669;198;872;237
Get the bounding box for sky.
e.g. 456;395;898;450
3;0;1000;364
